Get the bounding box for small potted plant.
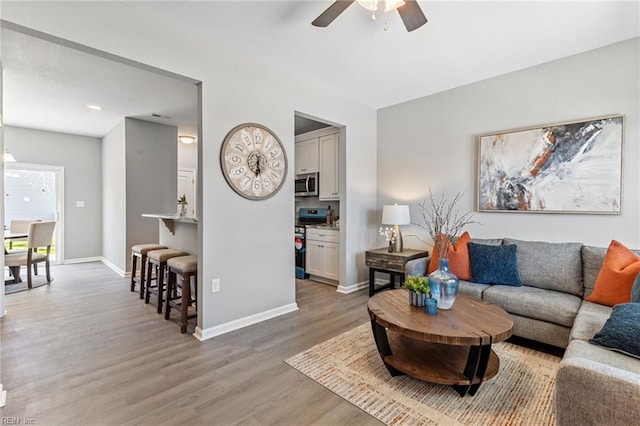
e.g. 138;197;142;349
177;194;188;217
403;275;430;307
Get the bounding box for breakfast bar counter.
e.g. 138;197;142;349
142;214;198;254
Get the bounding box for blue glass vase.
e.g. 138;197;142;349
428;258;459;310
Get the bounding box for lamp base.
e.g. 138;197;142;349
392;225;404;252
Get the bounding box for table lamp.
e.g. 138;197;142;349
382;203;410;252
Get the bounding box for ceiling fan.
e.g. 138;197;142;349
312;0;428;32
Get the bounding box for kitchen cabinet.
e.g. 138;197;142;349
306;227;339;281
294;138;319;175
319;133;339;200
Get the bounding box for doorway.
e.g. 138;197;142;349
4;162;64;263
178;168;196;218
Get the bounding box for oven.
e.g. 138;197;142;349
295;172;319;197
295;207;328;279
295;225;307;279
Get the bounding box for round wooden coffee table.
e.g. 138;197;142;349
367;290;514;397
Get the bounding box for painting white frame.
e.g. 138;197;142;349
477;115;624;214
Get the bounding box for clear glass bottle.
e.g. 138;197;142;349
428;258;459;310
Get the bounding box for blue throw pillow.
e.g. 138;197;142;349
631;274;640;303
468;242;521;286
589;303;640;359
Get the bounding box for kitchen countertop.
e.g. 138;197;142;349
142;213;198;224
305;224;339;230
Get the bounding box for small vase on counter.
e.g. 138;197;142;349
177;194;189;218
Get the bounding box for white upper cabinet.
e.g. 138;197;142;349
319;133;339;200
294;138;319;175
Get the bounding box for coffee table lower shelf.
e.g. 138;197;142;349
384;331;500;384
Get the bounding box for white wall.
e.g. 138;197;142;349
101;118;178;273
1;2;378;336
101;120;126;272
125;118;178;270
1;60;5;318
5;126;102;260
378;38;640;249
178;140;197;170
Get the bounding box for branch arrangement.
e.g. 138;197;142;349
415;189;477;258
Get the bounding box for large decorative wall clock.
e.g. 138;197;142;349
220;123;288;200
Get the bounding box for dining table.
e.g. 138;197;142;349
4;230;29;283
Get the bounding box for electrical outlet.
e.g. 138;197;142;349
212;278;220;293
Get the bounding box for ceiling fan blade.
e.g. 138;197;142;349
397;0;428;32
312;0;355;27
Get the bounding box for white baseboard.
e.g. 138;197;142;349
0;383;6;407
307;275;338;286
99;257;126;277
193;302;299;341
336;280;368;294
64;256;102;265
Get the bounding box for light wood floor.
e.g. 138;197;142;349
0;262;382;425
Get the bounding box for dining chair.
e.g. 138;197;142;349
5;221;56;289
7;219;40;250
6;219;43;277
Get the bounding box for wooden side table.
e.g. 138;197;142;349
365;248;428;297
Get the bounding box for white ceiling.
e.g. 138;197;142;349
1;28;199;138
129;0;640;108
1;1;639;138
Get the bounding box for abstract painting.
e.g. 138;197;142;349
477;115;624;213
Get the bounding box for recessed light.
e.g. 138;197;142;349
86;104;103;111
179;135;197;144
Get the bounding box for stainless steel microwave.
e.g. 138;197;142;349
295;172;319;197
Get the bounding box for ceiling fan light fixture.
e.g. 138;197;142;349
383;0;405;12
356;0;379;11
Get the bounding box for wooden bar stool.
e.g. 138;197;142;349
145;248;187;314
165;255;198;333
130;244;167;299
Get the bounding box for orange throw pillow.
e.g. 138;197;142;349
586;240;640;307
427;231;471;280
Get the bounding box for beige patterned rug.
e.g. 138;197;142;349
285;323;560;425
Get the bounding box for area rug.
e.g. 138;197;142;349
5;279;51;294
285;323;560;425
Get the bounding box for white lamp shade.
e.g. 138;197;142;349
382;204;410;225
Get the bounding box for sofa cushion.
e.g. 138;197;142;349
570;301;612;341
458;279;490;300
582;245;640;298
564;339;640;375
586;240;640;307
470;237;503;246
468;243;521;286
511;313;571;348
483;285;581;327
589;303;640;359
504;238;583;296
427;231;471;279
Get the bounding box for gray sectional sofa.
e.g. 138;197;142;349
405;238;640;425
